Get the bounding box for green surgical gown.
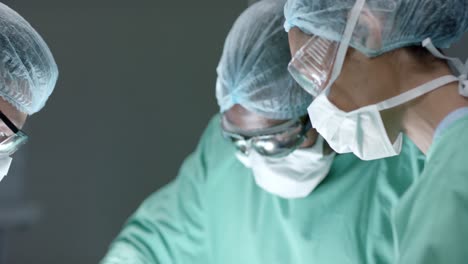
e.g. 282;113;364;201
394;115;468;263
101;114;424;264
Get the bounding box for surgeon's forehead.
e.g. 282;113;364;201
223;104;288;131
0;97;27;132
288;27;315;55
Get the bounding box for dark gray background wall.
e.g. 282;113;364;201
0;0;466;263
0;0;246;263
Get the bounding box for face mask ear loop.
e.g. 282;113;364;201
322;0;367;96
423;38;468;97
376;75;459;111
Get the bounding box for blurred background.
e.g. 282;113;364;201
0;0;466;263
0;0;246;263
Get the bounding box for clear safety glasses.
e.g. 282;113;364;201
0;111;28;157
288;35;339;97
221;116;312;158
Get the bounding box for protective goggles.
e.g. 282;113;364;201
288;35;339;97
0;111;28;157
221;115;312;158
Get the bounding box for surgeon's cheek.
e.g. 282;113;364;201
300;129;319;148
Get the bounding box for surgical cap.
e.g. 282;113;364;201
216;0;312;120
284;0;468;57
0;3;58;115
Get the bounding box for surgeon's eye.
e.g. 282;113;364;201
255;140;277;153
233;140;249;154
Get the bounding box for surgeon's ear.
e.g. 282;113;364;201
356;7;383;51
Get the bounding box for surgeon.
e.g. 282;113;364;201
100;1;423;263
0;3;58;182
285;0;468;262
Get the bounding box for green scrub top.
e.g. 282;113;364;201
394;115;468;264
101;114;425;264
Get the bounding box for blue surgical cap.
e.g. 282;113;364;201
0;3;58;115
284;0;468;57
216;0;312;120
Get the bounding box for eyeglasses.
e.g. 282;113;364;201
288;35;339;97
0;111;28;157
221;116;311;158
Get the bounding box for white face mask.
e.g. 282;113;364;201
0;156;12;182
235;135;335;199
303;0;466;160
309;75;459;160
